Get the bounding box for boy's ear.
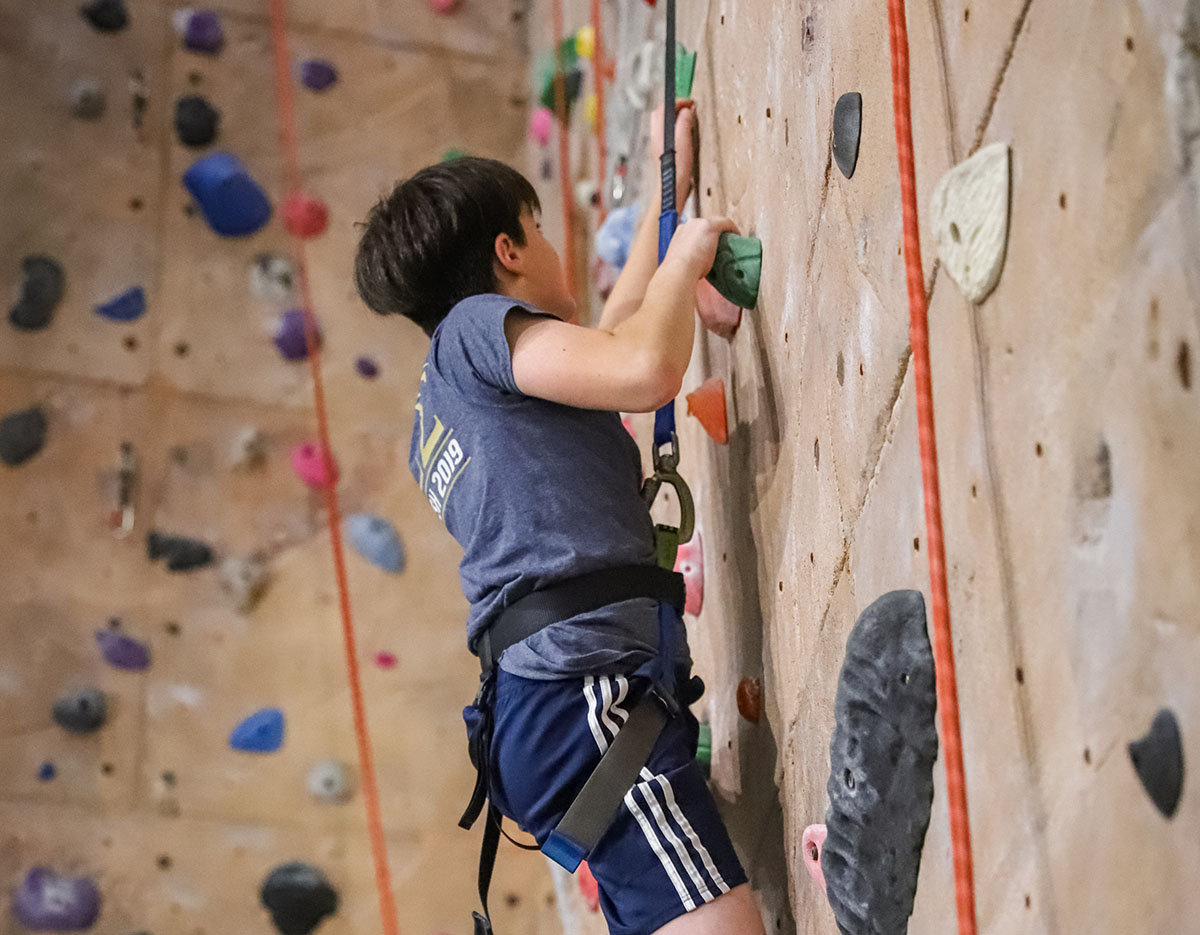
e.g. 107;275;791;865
493;231;524;276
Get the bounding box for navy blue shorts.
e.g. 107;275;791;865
489;669;748;935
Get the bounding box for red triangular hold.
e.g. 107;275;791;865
685;377;727;444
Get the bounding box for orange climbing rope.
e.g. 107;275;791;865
590;0;609;223
266;3;400;934
885;2;977;933
551;0;577;296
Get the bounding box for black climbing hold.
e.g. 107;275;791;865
1129;708;1184;819
0;407;48;467
260;862;340;935
174;95;220;148
833;92;862;180
823;589;938;935
147;530;214;571
9;256;65;331
70;79;106;120
38;761;56;781
53;687;108;734
81;0;128;32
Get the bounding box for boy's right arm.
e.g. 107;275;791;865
505;216;738;413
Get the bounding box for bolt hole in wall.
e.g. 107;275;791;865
949;221;961;243
964;7;970;21
1059;193;1067;210
1177;341;1192;389
1015;666;1025;684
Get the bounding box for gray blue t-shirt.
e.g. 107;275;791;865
409;293;689;680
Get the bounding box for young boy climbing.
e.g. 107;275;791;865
354;105;765;935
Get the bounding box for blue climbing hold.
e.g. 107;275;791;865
182;152;271;237
95;286;146;323
344;513;405;573
299;59;338;92
95;630;151;671
230;707;285;753
594;204;640;270
37;762;56;782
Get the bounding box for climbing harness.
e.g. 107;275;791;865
458;565;689;935
885;0;977;931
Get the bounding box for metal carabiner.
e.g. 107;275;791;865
641;431;695;548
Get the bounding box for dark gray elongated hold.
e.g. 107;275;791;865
1128;708;1184;819
0;407;48;466
833;92;862;179
174;95;220;148
81;0;128;32
53;687;108;733
823;589;938;935
260;862;339;935
10;255;65;331
147;530;214;571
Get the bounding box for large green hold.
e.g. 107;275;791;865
706;233;762;309
675;42;697;99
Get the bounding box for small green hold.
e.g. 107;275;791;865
696;721;712;778
440;148;468;162
675;42;697;99
706;233;761;309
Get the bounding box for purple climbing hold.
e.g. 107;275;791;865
12;868;102;931
95;286;146;323
95;630;151;671
299;59;338;92
81;0;128;32
38;762;56;781
181;10;224;54
274;309;321;362
231;707;285;753
354;356;379;379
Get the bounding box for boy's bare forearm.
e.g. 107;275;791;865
610;254;697;391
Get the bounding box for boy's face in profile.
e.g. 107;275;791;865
509;209;578;324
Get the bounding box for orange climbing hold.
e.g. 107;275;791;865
736;677;762;724
282;192;329;238
686;377;728;444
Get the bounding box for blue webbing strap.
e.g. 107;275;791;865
654;0;678;450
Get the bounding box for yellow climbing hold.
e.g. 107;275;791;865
575;25;595;60
584;93;598;130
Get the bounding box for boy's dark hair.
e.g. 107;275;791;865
353;156;541;336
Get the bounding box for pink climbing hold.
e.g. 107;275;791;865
673;530;703;616
290;442;338;488
374;651;397;670
801;823;827;895
529;106;553;146
578;860;600;913
282;193;329;238
427;0;460;14
695;278;742;339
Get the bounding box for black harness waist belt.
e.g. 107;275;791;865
475;564;687;672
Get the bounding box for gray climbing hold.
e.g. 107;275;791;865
1129;708;1184;819
930;142;1012;303
53;687;108;734
344;513;405;573
833;92;862;179
96;630;151;671
69;78;106;120
823;590;938;935
9;256;65;331
147;530;214;571
307;759;355;804
0;407;48;467
13;868;102;931
260;862;339;935
174;95;220;148
250;254;296;304
221;554;270;612
81;0;128;32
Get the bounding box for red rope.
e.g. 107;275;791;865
590;0;608;223
266;4;400;934
885;2;977;933
551;0;577;296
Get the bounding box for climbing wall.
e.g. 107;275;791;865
652;0;1200;933
0;1;569;933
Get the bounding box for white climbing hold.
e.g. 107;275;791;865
220;554;270;613
929;142;1011;303
307;758;355;804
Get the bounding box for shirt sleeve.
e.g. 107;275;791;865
431;294;543;400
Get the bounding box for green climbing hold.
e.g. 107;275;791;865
675;42;697;99
706;233;761;309
440;148;468;162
